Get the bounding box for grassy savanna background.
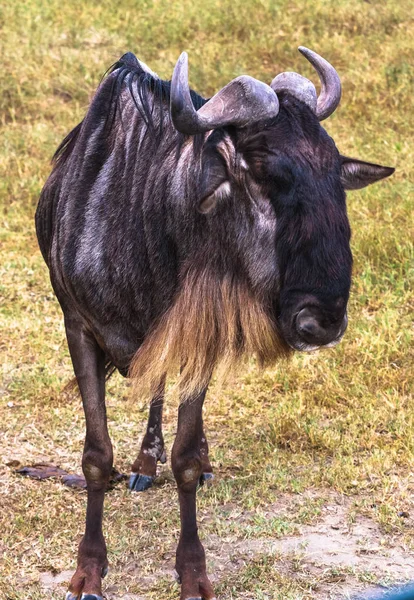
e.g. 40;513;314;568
1;0;413;598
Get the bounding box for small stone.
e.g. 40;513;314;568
398;511;409;519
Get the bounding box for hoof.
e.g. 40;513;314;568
199;472;214;486
129;472;154;492
66;594;104;600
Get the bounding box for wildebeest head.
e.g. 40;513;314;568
169;47;394;353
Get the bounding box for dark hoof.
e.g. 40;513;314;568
199;472;214;486
66;594;104;600
129;473;154;492
101;565;108;578
66;593;104;600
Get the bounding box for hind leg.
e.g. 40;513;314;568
129;378;167;492
65;318;113;600
129;378;214;492
199;428;214;485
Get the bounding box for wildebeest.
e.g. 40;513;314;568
36;46;393;600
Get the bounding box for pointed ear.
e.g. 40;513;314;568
340;156;395;190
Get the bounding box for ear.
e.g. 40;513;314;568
198;144;230;214
340;156;395;190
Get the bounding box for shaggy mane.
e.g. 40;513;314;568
53;52;207;167
129;269;291;400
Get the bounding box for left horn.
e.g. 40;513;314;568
170;52;280;135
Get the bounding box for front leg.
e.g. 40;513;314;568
172;389;216;600
65;319;113;600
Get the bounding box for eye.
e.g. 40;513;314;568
269;161;294;193
198;181;231;214
272;174;293;194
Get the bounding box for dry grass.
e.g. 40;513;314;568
1;0;413;598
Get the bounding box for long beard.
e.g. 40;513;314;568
129;268;290;400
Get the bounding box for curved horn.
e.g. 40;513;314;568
298;46;341;120
170;52;280;135
271;71;317;113
270;47;341;121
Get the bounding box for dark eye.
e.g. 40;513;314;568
271;173;293;193
268;158;294;193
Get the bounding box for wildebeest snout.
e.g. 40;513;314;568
279;293;349;351
295;305;348;348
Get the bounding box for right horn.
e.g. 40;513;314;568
298;46;342;121
271;47;341;121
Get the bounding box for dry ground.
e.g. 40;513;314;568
1;0;413;599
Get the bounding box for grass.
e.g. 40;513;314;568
1;0;413;598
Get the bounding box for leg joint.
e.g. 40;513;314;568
82;446;113;484
172;452;202;489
